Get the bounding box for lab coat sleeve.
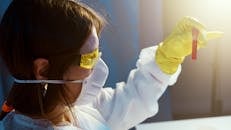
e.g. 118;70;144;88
93;46;181;130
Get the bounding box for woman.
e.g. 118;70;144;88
0;0;222;129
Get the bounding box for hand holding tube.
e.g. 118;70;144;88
155;16;223;74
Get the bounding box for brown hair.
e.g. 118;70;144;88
0;0;105;122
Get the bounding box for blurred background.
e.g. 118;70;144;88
0;0;231;126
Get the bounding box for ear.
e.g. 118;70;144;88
33;58;49;80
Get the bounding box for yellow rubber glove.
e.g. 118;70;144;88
156;16;223;74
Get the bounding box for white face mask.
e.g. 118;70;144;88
13;58;109;105
74;58;109;105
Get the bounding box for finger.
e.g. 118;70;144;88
182;16;205;31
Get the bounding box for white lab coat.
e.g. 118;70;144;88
0;46;181;130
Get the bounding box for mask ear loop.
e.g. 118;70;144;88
13;78;83;84
42;83;48;97
37;82;55;119
38;83;48;117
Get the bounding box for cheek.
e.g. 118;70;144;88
63;66;92;102
64;66;92;80
65;83;83;103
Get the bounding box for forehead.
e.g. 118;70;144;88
80;26;99;54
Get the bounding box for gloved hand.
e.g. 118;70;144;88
155;16;223;74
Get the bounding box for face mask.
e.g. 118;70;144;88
74;58;109;105
13;58;109;105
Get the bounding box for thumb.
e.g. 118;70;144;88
198;31;223;48
206;31;224;40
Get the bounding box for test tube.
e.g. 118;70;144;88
192;28;199;60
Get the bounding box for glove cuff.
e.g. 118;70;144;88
155;45;184;74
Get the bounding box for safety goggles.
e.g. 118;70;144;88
13;48;101;85
79;48;101;69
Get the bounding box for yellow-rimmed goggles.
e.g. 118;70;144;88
80;48;101;69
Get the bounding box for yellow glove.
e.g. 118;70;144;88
156;16;223;74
